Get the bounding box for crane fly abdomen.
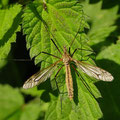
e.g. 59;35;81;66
65;62;74;100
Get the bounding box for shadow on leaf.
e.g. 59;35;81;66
95;59;120;120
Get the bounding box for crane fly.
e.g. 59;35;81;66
23;44;114;100
23;3;113;99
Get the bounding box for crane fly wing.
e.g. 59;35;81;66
23;60;61;89
73;60;114;81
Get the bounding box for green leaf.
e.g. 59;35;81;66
79;0;120;119
0;84;50;120
22;0;92;67
0;84;24;120
45;66;102;120
20;86;44;96
97;41;120;64
20;99;49;120
22;0;103;119
82;0;119;52
0;0;9;8
0;4;22;68
95;41;120;119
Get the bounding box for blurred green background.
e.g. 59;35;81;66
0;0;120;120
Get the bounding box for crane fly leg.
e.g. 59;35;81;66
71;65;95;99
54;65;64;93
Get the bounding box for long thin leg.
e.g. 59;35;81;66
41;51;60;59
42;19;62;55
71;65;96;99
54;65;64;93
39;60;63;66
54;65;64;113
0;58;32;62
0;56;59;62
51;39;62;55
71;48;96;62
54;65;68;95
60;93;63;114
71;48;95;57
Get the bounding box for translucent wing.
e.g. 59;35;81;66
73;59;113;81
23;60;61;89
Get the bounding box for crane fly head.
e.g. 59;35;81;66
63;46;67;53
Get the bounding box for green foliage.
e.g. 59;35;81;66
0;0;9;8
0;4;21;68
83;0;119;52
22;0;92;67
0;85;49;120
0;0;120;120
0;84;24;120
82;0;120;119
22;0;102;119
96;41;120;120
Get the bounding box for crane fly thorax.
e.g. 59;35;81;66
62;46;72;65
62;55;70;65
62;53;72;65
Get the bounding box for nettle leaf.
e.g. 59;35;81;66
22;0;103;119
46;67;102;120
22;0;92;67
0;4;22;68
